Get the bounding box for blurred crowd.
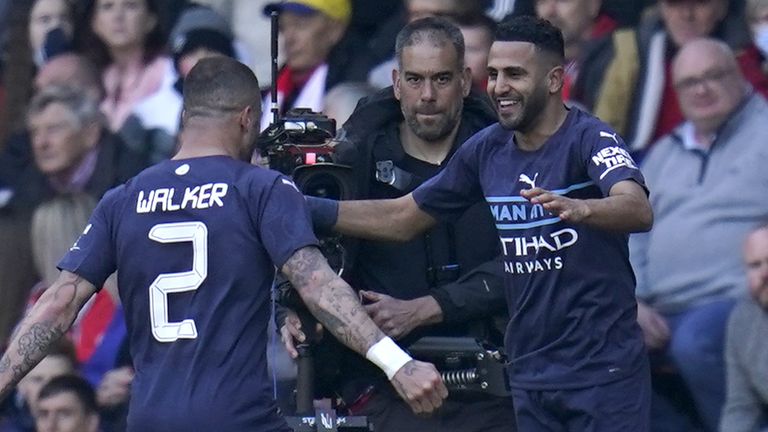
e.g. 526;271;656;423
0;0;768;431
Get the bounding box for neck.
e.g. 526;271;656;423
110;45;145;69
175;118;241;160
514;100;568;151
400;122;460;166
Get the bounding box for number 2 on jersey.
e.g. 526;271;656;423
148;221;208;342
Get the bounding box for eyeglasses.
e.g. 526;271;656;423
673;68;735;94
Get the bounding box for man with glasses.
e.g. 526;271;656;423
630;38;768;432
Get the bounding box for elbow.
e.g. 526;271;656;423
636;205;654;233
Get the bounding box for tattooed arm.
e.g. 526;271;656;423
281;247;448;413
0;271;96;402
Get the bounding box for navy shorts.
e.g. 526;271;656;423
511;364;651;432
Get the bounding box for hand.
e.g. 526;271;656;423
636;300;670;350
280;309;323;359
360;291;442;339
390;360;448;414
96;366;134;407
521;188;591;223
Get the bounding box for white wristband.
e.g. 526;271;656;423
365;336;413;380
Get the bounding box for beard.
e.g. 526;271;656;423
403;104;462;142
498;81;548;133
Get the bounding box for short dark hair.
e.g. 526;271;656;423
182;57;261;118
495;15;565;62
395;17;466;70
37;375;97;414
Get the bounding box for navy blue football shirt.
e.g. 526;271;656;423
413;108;647;390
59;155;318;431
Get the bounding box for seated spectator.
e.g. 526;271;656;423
457;13;496;93
582;0;768;156
260;0;351;129
630;38;768;432
0;339;77;432
168;6;237;94
34;375;99;432
79;0;182;162
533;0;619;103
741;0;768;74
12;85;146;212
28;0;74;67
720;223;768;432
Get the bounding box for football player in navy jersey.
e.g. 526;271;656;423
308;16;654;431
0;57;447;432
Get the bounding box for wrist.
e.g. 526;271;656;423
365;336;412;380
418;296;443;325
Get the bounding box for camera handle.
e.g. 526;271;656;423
284;303;372;431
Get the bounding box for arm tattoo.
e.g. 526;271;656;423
0;273;87;400
283;247;383;354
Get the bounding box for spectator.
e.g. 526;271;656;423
631;38;768;432
0;0;75;148
580;0;768;156
260;0;352;129
457;13;496;93
0;339;77;432
79;0;182;160
168;6;237;94
720;223;768;432
18;85;146;211
285;17;512;432
533;0;619;103
740;0;768;79
34;375;99;432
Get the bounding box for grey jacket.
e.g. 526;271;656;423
630;93;768;312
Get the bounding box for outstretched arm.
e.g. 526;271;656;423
281;246;448;413
521;180;653;232
310;194;437;242
0;271;96;401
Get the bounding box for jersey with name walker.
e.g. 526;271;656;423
59;155;318;431
413;108;647;390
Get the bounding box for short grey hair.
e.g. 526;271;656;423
395;16;466;70
27;85;104;128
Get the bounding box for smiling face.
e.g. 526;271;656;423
486;41;555;132
393;40;470;142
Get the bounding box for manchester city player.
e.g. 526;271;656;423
308;16;654;431
0;58;447;431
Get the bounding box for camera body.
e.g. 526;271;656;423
257;108;356;200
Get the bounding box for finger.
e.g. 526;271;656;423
280;328;299;358
360;290;382;302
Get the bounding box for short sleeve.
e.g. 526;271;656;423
412;133;485;221
584;126;647;196
58;188;120;288
253;175;319;269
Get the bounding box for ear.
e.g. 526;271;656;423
588;0;602;19
82;122;102;150
461;66;472;97
238;106;254;131
392;68;402;100
547;64;565;94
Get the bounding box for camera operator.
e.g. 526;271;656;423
281;17;515;432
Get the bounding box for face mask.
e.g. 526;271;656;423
753;23;768;58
